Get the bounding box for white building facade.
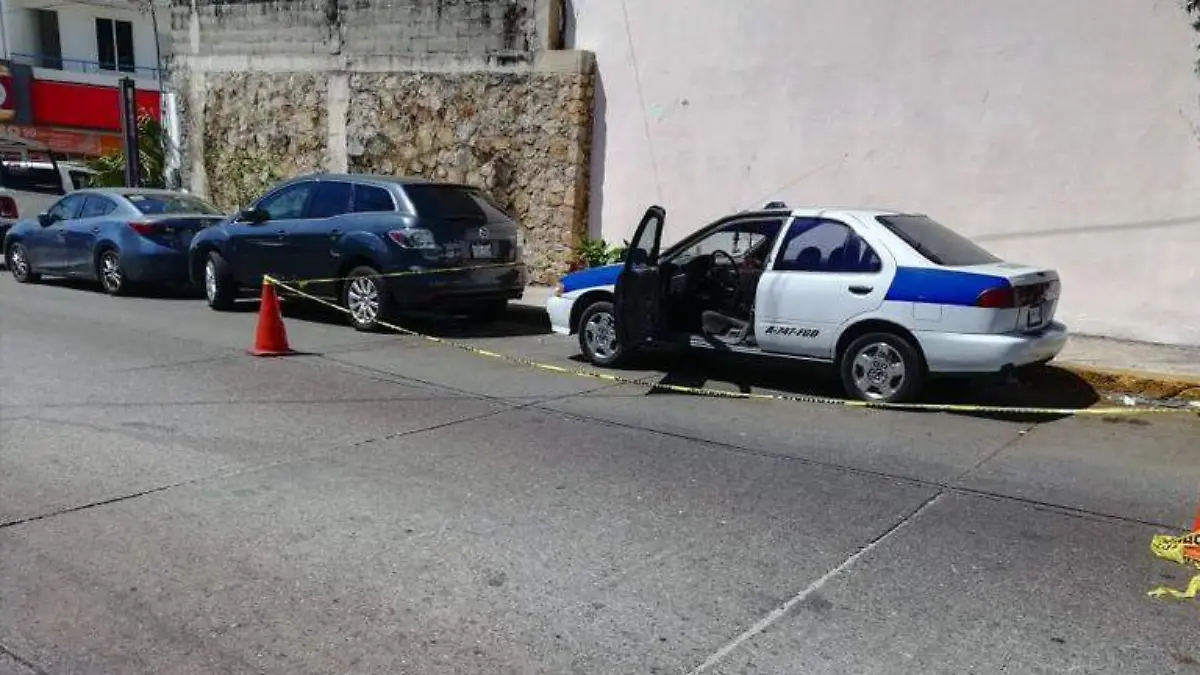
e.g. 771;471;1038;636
569;0;1200;345
0;0;162;87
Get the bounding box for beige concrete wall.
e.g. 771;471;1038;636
572;0;1200;345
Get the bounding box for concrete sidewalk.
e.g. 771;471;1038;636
513;285;1200;399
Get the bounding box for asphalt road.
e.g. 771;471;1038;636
1;275;1198;675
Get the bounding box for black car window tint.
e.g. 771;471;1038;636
876;214;999;267
48;194;87;221
258;183;317;221
306;182;354;219
774;219;854;272
80;196;115;218
125;193;221;215
353;184;395;213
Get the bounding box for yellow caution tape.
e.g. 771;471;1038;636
278;263;522;289
1148;531;1200;600
264;275;1198;417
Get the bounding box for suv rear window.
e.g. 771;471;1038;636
876;214;1000;267
403;185;512;223
126;193;221;215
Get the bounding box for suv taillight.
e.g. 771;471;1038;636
0;196;16;219
387;228;437;249
975;286;1016;309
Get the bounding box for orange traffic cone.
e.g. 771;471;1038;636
249;279;293;357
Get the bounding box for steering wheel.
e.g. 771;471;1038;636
706;250;742;307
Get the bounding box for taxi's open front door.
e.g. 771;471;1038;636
615;205;666;347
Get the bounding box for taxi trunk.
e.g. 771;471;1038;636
964;263;1061;334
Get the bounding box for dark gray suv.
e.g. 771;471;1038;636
189;174;527;330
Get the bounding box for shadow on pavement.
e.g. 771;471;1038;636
274;296;553;339
33;277;203;300
631;350;1102;421
257;294;1107;419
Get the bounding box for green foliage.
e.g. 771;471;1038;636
219;153;284;211
87;114;167;188
572;237;628;268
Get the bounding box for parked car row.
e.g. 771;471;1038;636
2;173;528;331
2;170;1069;404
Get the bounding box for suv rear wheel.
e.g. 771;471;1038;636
839;332;924;404
343;266;393;332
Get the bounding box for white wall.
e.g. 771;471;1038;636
571;0;1200;345
3;2;39;57
3;0;160;81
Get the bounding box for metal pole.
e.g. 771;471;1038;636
118;76;141;187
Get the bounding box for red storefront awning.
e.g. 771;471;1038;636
30;80;160;132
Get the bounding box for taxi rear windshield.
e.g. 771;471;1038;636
876;215;1000;267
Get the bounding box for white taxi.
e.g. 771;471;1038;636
546;203;1067;403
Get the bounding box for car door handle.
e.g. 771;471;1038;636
848;285;874;295
91;227;100;234
330;229;341;236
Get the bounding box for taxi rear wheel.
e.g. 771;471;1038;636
840;332;924;404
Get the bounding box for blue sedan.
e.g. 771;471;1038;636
3;189;225;295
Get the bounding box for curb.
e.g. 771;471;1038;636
1055;363;1200;401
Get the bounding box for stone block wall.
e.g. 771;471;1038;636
170;0;590;283
345;70;592;282
200;72;329;209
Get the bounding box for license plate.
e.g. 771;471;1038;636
470;242;493;259
1027;304;1044;328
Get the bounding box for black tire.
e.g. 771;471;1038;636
341;266;393;332
97;248;130;296
204;251;237;311
464;299;508;323
578;300;627;367
7;243;39;283
839;332;925;404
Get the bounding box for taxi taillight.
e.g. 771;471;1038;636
975;286;1016;309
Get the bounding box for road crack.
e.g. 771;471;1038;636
687;492;946;673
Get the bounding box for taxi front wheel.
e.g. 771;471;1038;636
578;300;627;367
839;332;925;404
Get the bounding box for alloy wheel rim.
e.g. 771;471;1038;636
10;246;28;278
584;311;618;360
205;261;217;302
101;252;121;291
851;342;906;400
347;277;379;325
